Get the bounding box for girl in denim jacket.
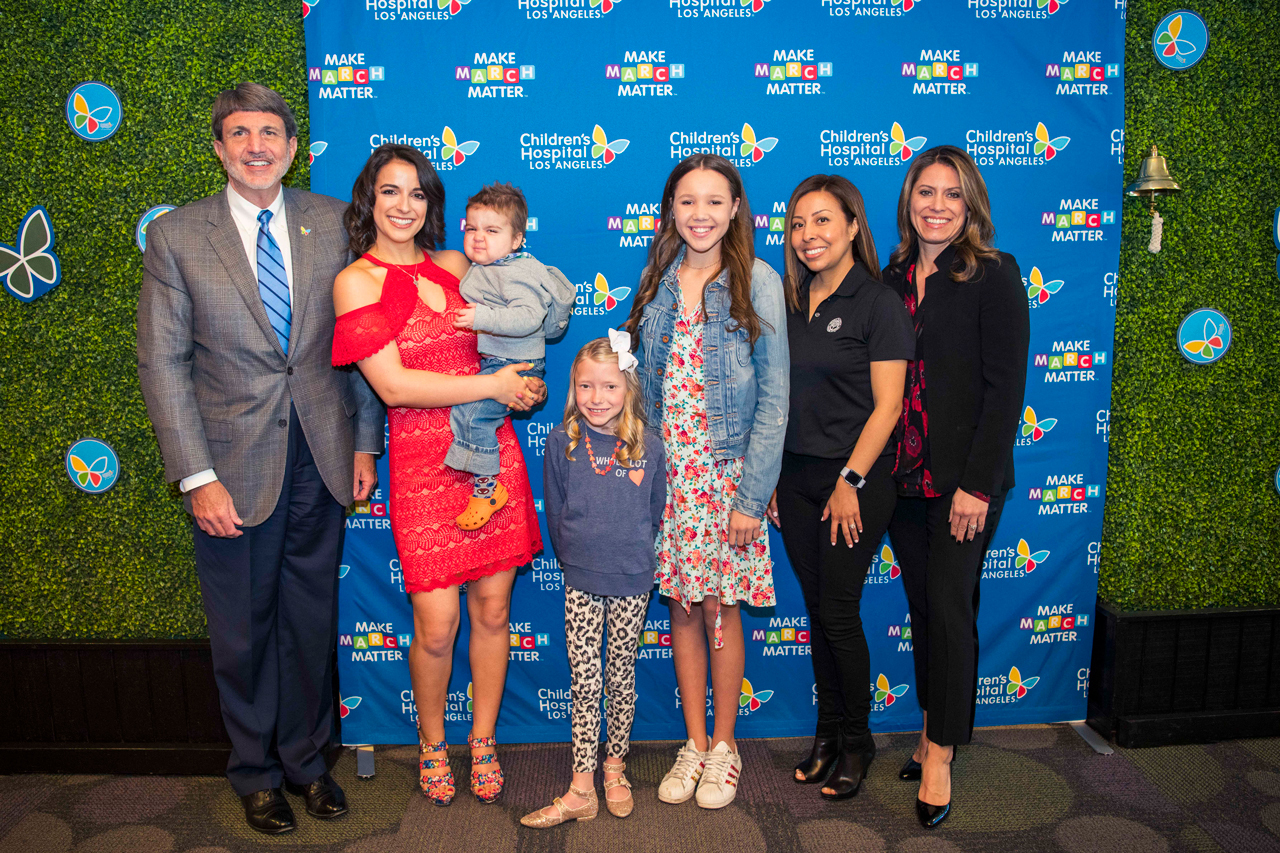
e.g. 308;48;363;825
623;154;789;810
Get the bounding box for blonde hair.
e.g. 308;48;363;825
563;338;647;466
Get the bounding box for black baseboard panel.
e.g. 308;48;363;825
1087;601;1280;748
0;744;232;775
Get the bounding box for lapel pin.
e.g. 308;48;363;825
300;226;312;236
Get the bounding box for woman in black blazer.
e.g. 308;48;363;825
882;145;1029;828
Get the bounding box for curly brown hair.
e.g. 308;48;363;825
345;144;446;256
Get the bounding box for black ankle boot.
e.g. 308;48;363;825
820;745;874;800
794;735;840;784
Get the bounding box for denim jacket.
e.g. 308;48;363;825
635;248;790;520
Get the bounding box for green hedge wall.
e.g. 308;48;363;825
0;0;1276;638
1101;1;1280;610
0;0;310;637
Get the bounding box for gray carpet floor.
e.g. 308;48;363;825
4;727;1280;852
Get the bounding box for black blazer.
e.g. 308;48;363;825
883;244;1029;498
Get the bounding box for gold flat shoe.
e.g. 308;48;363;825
602;760;634;819
519;785;597;828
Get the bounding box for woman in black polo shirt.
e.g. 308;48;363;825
884;146;1029;828
766;175;913;800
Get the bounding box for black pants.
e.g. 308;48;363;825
193;404;346;796
775;452;897;751
888;490;1005;747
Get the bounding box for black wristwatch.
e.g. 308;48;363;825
839;467;866;490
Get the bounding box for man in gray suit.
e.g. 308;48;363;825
137;82;382;834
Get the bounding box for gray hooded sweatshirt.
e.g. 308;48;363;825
460;255;576;359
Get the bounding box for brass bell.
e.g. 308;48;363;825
1125;145;1181;202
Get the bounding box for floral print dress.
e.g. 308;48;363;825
655;290;774;647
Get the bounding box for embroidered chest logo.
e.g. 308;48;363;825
826;317;842;333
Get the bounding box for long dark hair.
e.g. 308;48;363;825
623;154;763;347
781;174;880;313
888;145;999;282
345;144;446;256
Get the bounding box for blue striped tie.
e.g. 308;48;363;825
256;209;291;354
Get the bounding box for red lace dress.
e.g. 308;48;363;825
332;254;541;592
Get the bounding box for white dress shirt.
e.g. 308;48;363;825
180;185;294;494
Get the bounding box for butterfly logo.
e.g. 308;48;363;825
1036;0;1066;13
593;273;631;311
338;564;351;579
338;696;362;718
878;544;901;579
441;126;480;166
302;0;318;18
874;673;909;706
69;454;112;489
739;123;778;163
1016;538;1050;573
890;122;927;161
891;0;917;10
1021;406;1057;441
740;0;769;11
589;0;618;11
1025;266;1064;304
467;682;473;713
308;141;327;165
1182;317;1225;360
72;91;113;136
1;207;62;302
591;125;630;164
739;678;774;712
438;0;470;13
1034;122;1071;160
1006;666;1039;699
1156;14;1196;57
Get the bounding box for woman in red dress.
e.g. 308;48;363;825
332;145;543;807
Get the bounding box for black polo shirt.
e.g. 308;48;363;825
784;261;915;459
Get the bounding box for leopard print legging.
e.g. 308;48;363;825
564;586;651;773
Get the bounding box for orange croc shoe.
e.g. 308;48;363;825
456;481;508;530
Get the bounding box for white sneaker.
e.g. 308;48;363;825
695;741;742;809
658;739;707;804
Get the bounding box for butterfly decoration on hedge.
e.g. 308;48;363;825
438;0;471;14
1025;266;1064;304
1156;14;1196;58
1006;666;1039;699
338;696;362;718
1015;538;1050;573
739;678;773;712
1;206;62;302
739;123;778;163
441;126;480;166
877;544;901;580
591;125;629;164
874;673;909;706
593;273;631;311
71;91;113;136
1182;317;1226;360
69;452;112;489
890;122;927;161
1034;122;1071;160
308;141;327;165
1021;406;1058;441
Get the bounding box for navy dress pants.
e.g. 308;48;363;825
193;405;346;796
888;490;1005;747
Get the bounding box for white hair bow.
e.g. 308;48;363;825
608;328;639;373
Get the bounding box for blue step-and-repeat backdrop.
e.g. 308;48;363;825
305;0;1125;745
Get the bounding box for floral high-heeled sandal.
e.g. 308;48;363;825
418;735;455;806
468;733;504;803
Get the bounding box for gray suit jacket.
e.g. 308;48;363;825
137;187;384;526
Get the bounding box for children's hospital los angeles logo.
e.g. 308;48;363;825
820;0;920;17
970;0;1067;19
669;123;775;167
367;127;478;169
310;53;385;99
820;122;925;167
573;272;631;316
967;122;1070;167
521;125;628;170
367;0;470;21
66;82;121;141
672;0;772;19
978;667;1040;705
519;0;621;19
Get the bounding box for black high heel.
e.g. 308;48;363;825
901;744;958;781
819;746;874;800
915;745;954;829
794;735;840;784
